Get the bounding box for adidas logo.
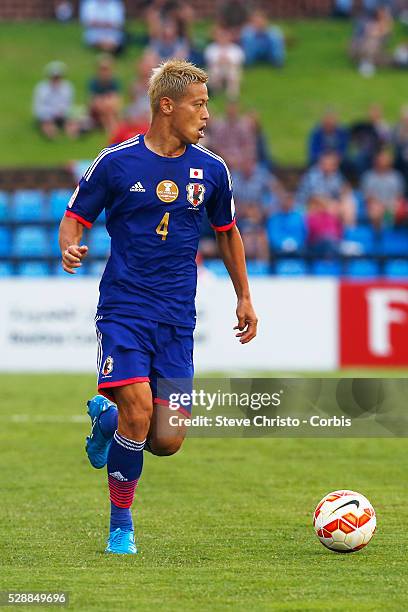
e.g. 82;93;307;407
109;471;128;481
130;181;146;192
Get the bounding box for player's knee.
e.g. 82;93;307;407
148;437;183;456
119;401;152;437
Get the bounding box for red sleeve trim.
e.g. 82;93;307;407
211;218;236;232
99;376;150;390
65;210;93;229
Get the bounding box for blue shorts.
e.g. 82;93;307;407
95;315;194;414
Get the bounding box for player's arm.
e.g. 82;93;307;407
59;150;111;274
216;225;258;344
59;216;88;274
206;162;258;343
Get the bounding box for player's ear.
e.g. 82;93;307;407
160;97;173;115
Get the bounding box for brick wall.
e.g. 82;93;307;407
0;0;54;20
0;0;333;21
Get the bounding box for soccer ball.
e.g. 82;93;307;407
313;490;376;553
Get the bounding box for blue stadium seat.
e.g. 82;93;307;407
353;190;367;222
88;260;107;276
12;227;48;257
0;191;9;221
345;259;380;279
246;260;270;276
50;226;61;256
0;227;12;257
275;258;308;276
17;262;50;276
53;263;66;276
53;262;88;276
342;225;375;256
88;226;111;257
204;259;229;276
49;189;73;221
267;211;306;254
12;190;45;221
0;262;13;276
50;226;90;258
380;229;408;256
384;259;408;279
312;259;342;276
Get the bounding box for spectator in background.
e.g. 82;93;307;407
398;1;408;23
237;204;270;261
393;40;408;68
350;7;393;76
232;158;285;217
332;0;354;18
145;1;203;64
369;103;391;143
127;52;156;119
147;19;189;61
108;53;154;145
80;0;126;55
267;193;306;255
217;0;248;42
366;196;387;230
361;0;394;14
308;110;348;166
204;26;245;100
393;105;408;189
88;55;122;134
361;149;405;220
54;0;74;22
248;111;274;170
146;1;194;44
33;61;79;140
108;107;150;145
297;151;355;225
208;102;258;170
307;194;343;257
241;10;286;67
346;104;390;178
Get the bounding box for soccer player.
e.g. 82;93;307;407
59;60;258;554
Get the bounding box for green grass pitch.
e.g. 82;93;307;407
1;373;407;611
1;20;407;166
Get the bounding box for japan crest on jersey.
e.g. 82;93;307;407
102;355;114;376
186;182;205;207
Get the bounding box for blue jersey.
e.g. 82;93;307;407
65;134;235;328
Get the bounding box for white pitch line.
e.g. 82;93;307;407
9;415;88;423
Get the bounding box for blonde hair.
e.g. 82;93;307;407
148;59;208;114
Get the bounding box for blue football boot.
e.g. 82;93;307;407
105;528;137;554
85;395;117;469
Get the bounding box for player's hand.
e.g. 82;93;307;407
62;244;88;274
234;297;258;344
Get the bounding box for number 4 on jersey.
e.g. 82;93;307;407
156;212;170;241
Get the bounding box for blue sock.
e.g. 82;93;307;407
107;431;145;533
110;502;132;531
99;406;118;439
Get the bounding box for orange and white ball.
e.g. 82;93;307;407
313;490;376;553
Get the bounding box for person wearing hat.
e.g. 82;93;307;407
33;61;80;139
